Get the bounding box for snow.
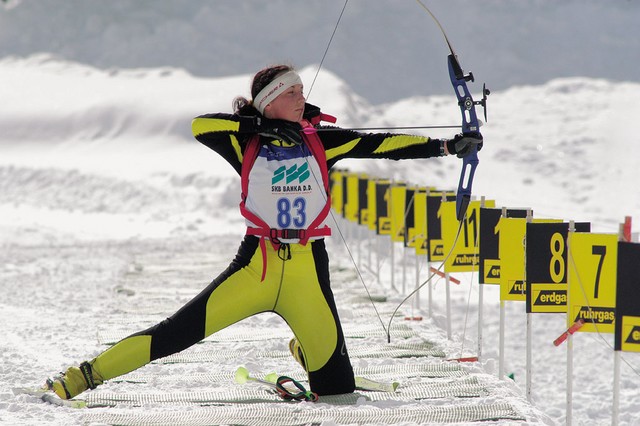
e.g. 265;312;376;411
1;2;639;424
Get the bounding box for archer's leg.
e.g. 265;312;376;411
276;240;355;395
93;237;277;378
47;237;275;399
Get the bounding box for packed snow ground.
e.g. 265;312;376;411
1;56;639;425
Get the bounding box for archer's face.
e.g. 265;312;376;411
264;84;305;123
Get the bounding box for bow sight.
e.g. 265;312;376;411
448;54;490;129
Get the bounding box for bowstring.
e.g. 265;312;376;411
305;0;471;342
306;0;349;100
387;214;466;342
302;0;390;336
299;148;389;336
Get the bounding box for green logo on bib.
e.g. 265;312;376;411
272;163;310;185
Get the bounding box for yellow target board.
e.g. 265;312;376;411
357;175;368;226
498;217;527;301
615;241;640;352
390;184;406;243
498;217;561;302
366;178;377;231
567;232;618;333
344;173;360;223
412;189;427;255
426;192;455;262
374;180;391;235
440;199;495;273
479;208;528;285
330;169;344;215
620;316;640;352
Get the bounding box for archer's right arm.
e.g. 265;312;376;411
191;113;257;175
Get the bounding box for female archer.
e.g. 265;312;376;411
45;64;482;399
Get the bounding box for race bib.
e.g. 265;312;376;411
244;143;328;238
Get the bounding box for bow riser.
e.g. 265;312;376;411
448;54;481;221
456;149;478;221
448;55;481;134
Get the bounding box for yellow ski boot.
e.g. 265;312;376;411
45;361;103;399
288;338;306;369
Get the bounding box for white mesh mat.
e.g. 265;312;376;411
77;247;527;425
116;362;467;385
155;341;445;364
96;322;415;345
82;401;525;425
81;377;485;408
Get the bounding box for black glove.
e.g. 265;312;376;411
446;132;483;158
303;103;321;121
238;115;302;145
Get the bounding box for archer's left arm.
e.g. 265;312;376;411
319;128;445;167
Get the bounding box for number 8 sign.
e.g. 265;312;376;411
525;222;590;313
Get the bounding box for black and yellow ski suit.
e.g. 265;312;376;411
88;104;444;396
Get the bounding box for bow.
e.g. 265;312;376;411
384;2;491;342
416;0;489;220
309;0;491;340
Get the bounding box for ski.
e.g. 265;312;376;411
12;387;87;409
235;367;399;398
355;376;400;393
234;366;319;402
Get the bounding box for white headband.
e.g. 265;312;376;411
253;71;302;115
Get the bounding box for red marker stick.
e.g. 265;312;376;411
553;319;585;346
429;267;461;285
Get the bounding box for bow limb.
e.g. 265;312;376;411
416;0;488;221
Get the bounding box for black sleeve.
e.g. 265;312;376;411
191;113;254;175
317;126;443;169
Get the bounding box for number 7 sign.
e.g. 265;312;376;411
567;232;618;333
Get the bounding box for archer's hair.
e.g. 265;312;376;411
233;64;294;115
